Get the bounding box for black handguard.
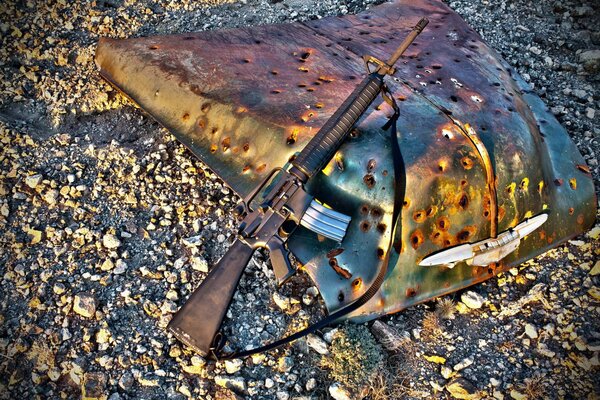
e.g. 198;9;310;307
167;17;429;358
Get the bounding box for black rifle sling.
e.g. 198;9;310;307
211;90;402;361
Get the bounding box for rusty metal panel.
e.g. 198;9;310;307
95;0;596;322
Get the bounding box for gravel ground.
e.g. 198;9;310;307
0;0;598;399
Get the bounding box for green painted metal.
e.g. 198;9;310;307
95;0;596;322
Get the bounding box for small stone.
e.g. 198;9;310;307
47;367;61;382
53;283;66;294
579;49;600;73
453;357;474;371
224;359;243;374
529;46;542;55
44;189;59;204
277;356;294;373
265;378;274;388
273;292;290;311
100;259;114;271
215;376;246;392
524;323;538;339
590;261;600;276
328;383;352;400
446;377;479;399
323;328;338;343
25;174;42;189
441;365;454;379
510;389;527;400
96;328;111;344
276;391;289;400
113;260;127;274
118;372;134;391
73;293;97;318
83;372;107;399
306;334;329;355
306;378;316;391
191;256;209;273
102;233;121;249
461;291;484;309
586;108;595;119
490;378;501;387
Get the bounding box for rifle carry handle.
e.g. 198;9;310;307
167;240;255;356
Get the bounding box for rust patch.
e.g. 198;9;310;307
406;287;417;298
376;247;385;259
360;221;371;232
326;248;345;258
360;205;369;215
577;214;584;225
377;223;387;233
457;192;469;209
370;207;383;219
367;159;377;171
576;164;591;174
460;156;473;170
554;178;563;186
568;207;574;215
569;178;577;190
329;257;352;279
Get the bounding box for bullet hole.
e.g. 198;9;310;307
460;179;468;187
182;113;190;121
360;205;369;215
271;89;282;94
456;225;477;243
426;205;438;217
221;137;231;152
569;178;577;190
520;177;529;191
349;129;360;138
377;223;387;233
450;95;458;102
287;131;297;145
319;76;334;83
483;210;490;218
352;278;362;289
197;118;207;129
149;45;159;50
335;154;344;171
210;144;217;153
256;164;267;173
242;165;251;173
458;193;469;209
371;207;383;218
437;160;451;174
297;84;307;88
326;248;344;258
432;64;442;69
554;178;563;186
444;239;452;246
360;221;371;232
377;247;385;259
329;258;337;267
271;70;279;75
301;52;311;60
307;88;315;92
382;170;388;176
406;287;417;297
211;127;218;135
367;159;377;172
315;102;324;109
242;58;251;64
363;174;376;189
403;199;410;208
413;210;426;223
254;40;261;44
410;230;424;249
437;216;450;231
338;292;345;302
506;182;516;194
461;156;473;170
568;207;574;215
298;66;309;73
397;96;407;101
242;143;250;153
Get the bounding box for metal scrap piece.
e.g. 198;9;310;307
95;0;596;322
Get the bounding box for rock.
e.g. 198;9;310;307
590;261;600;276
524;323;538;339
118;372;134;391
191;256;209;272
102;233;121;249
328;383;352;400
441;365;454;379
370;320;409;351
323;328;338;343
96;328;111;344
306;378;316;391
579;50;600;73
224;359;243;374
302;286;318;305
277;356;294;373
73;293;97;318
276;391;289;400
273;292;290;311
82;372;107;399
43;189;59;204
113;259;127;274
461;291;484;309
306;334;329;355
453;357;474;371
585;108;595;119
215;376;246;393
510;389;527;400
572;89;588;100
100;259;114;271
25;174;42;189
446;377;479;399
265;378;274;388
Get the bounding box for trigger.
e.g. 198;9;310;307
267;237;296;285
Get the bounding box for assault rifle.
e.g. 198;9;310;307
168;18;429;358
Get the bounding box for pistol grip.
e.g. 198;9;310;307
268;237;295;285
